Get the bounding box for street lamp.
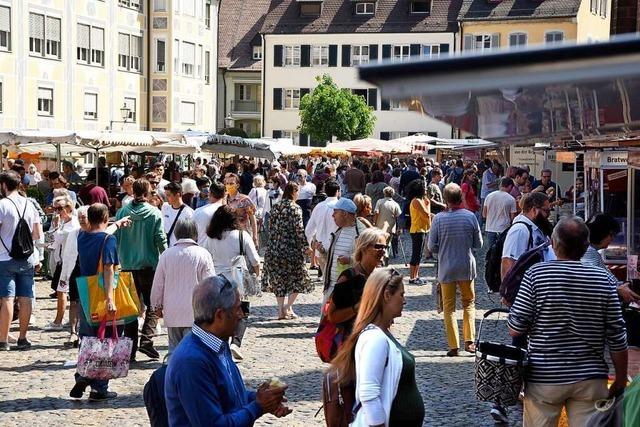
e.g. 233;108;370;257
224;114;234;129
109;103;131;130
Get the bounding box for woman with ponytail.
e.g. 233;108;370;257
330;269;424;427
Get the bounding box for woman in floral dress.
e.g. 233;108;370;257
262;181;313;320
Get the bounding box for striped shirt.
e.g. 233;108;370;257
508;261;627;384
581;245;620;284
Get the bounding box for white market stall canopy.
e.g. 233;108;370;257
328;138;413;155
359;35;640;146
200;134;279;160
76;131;188;153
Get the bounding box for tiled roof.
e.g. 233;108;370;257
260;0;464;34
458;0;581;21
218;0;271;71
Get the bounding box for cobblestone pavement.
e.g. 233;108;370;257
0;236;523;427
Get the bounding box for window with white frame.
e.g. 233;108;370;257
253;46;262;60
182;41;195;76
173;39;179;75
392;45;410;62
509;32;527;47
311;45;328;66
351;45;370;65
124;97;136;122
183;0;195;16
180;101;196;124
283;130;300;144
473;34;494;51
153;0;167;12
545;31;564;44
284;45;301;67
204;50;210;84
0;6;11;52
156;39;166;72
118;0;143;12
422;44;440;58
118;33;143;72
355;2;375;15
284;89;300;109
197;44;203;78
77;24;104;66
83;93;98;119
37;87;53;116
29;13;61;59
390;99;408;111
205;0;211;28
389;131;409;139
238;84;251;101
599;0;607;17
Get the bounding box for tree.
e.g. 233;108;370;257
299;74;376;145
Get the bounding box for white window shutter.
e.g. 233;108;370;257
78;24;90;49
131;35;141;57
30;13;44;38
46;17;61;42
91;27;104;50
183;42;195;64
38;88;51;99
119;33;129;56
0;7;10;32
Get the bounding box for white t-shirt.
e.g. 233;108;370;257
193;201;223;246
161;203;194;246
298;182;316;201
483;190;517;233
0;195;42;262
201;229;260;277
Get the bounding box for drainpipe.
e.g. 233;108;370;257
261;33;266;138
147;1;152;131
223;68;228;131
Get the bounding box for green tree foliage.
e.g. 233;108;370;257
299;75;376;145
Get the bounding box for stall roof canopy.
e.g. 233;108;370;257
200;134;278;160
359;35;640;146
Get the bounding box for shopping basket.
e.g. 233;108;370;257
475;307;528;407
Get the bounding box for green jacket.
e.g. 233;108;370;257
115;201;167;270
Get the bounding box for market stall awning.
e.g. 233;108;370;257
328;138;412;155
76;131;185;152
359;34;640;146
200;134;277;160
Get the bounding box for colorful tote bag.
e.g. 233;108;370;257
77;318;132;380
315;302;346;363
76;236;141;326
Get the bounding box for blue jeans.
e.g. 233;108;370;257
0;258;35;298
485;231;500;249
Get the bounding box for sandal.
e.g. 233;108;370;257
64;333;79;349
286;307;299;320
446;348;459;357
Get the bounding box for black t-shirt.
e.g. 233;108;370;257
331;268;367;335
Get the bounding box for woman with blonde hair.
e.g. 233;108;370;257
353;194;373;228
330;268;424;426
326;228;389;337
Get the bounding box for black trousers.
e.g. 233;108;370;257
123;268;158;358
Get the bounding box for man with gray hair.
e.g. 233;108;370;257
508;217;628;427
151;219;215;355
165;275;291;425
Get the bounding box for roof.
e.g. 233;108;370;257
260;0;464;35
458;0;581;22
218;0;272;71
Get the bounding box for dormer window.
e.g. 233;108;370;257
298;0;322;17
355;2;375;15
253;46;262;60
411;0;431;14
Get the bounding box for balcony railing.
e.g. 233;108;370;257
231;100;260;113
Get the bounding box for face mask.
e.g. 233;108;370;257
225;184;238;195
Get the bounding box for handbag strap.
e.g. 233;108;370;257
97;316;118;340
166;204;186;246
96;233;111;274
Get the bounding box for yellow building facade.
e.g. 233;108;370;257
0;0;217;133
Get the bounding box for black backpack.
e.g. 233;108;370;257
143;364;168;427
0;198;34;260
484;221;532;293
500;243;548;305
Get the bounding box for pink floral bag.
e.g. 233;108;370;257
76;318;132;380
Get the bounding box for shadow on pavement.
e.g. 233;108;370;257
258;332;316;340
0;394;145;412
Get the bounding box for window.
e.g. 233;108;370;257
422;44;440;58
284;45;301;67
466;34;497;51
182;41;195;76
351;45;370;65
204;50;210;84
0;82;3;112
173;39;179;75
284;89;300;109
238;84;251;101
300;3;321;17
156;39;166;72
355;2;375;15
205;0;211;28
311;45;329;66
392;45;410;62
545;31;564;44
283;130;300;144
124;97;136;122
119;0;143;12
389;131;409;139
84;93;98;120
0;6;11;51
153;0;167;11
509;32;527;47
390;100;408;111
30;14;61;59
183;0;195;16
118;33;143;72
253;46;262;60
37;87;53;116
180;101;196;124
77;24;104;66
197;44;203;78
411;1;430;13
590;0;606;17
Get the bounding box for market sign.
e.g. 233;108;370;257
556;152;576;163
584;151;628;168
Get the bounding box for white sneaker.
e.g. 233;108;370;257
230;343;244;361
43;321;64;331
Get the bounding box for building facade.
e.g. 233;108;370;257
0;0;217;133
260;0;461;145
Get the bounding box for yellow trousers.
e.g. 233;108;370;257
441;280;476;350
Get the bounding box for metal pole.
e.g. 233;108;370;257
600;167;605;213
56;142;62;172
573;153;577;215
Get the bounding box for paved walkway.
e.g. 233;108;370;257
1;240;524;426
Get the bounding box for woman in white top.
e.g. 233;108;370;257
26;164;42;186
248;174;268;224
330;268;425;427
201;204;259;360
45;196;80;332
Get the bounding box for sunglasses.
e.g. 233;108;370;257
54;206;65;212
372;243;387;250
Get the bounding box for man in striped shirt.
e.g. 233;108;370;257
508;217;628;427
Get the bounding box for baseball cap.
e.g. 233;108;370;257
329;198;357;214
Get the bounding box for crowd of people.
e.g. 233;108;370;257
0;151;637;426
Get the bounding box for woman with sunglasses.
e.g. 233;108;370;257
326;228;389;337
331;268;424;427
